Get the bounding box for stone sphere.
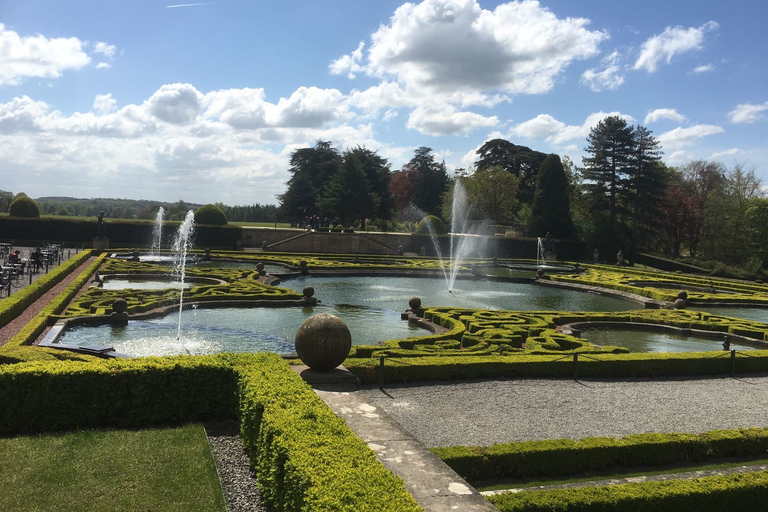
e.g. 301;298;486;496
674;298;687;309
303;286;315;298
677;290;688;300
295;314;351;371
537;268;545;277
256;262;265;272
409;296;422;310
112;298;128;314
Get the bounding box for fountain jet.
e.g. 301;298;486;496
173;210;195;343
151;207;165;256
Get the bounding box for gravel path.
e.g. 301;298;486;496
0;256;95;347
205;421;271;512
361;375;768;447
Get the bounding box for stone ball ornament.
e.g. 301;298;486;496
674;298;688;309
408;296;422;310
112;298;128;314
677;290;688;300
295;314;352;371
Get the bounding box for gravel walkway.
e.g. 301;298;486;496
0;256;95;347
361;375;768;447
205;421;271;512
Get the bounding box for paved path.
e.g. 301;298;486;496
360;376;768;447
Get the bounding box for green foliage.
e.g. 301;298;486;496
488;470;768;512
409;147;450;216
415;215;447;235
194;204;228;225
458;167;520;224
474;138;547;205
527;154;574;239
9;195;41;218
317;148;382;225
434;427;768;482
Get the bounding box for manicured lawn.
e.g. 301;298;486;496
0;424;226;512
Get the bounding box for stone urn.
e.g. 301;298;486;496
294;314;351;371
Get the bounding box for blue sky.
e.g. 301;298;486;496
1;0;766;205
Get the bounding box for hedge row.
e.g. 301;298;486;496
0;354;423;512
434;427;768;481
0;249;92;328
0;216;242;248
1;253;107;353
344;351;768;384
488;470;768;512
238;354;422;512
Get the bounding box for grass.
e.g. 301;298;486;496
475;456;768;492
0;424;226;512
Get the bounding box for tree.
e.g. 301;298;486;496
475;139;548;205
9;195;40;218
389;165;420;211
526;155;574;238
410;147;449;216
0;190;13;212
460;167;520;224
344;146;393;220
582;116;635;229
627;126;667;255
278;141;341;221
317;149;380;226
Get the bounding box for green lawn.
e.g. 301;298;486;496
0;424;226;512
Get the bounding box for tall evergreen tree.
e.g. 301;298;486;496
278;141;341;221
582;116;635;229
345;146;393;220
627;125;667;255
526;155;575;238
409;147;449;216
317;150;379;226
475;138;547;205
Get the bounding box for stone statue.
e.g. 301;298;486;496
96;211;108;238
616;249;624;265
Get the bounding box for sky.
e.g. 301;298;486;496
0;0;766;206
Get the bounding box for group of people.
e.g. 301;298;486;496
6;247;47;273
302;215;330;231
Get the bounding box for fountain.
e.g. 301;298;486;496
150;207;165;256
536;237;546;266
173;210;195;342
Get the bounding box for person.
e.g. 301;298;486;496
8;250;20;264
30;247;43;273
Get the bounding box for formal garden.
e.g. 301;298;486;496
4;242;768;511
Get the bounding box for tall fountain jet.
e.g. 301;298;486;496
173;210;195;342
151;207;165;256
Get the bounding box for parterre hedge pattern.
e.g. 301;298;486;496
488;470;768;512
434;427;768;481
0;354;423;512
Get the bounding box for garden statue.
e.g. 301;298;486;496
593;248;599;263
616;249;624;265
96;211;108;238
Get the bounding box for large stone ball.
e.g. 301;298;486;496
256;262;265;272
674;298;687;309
295;314;351;371
303;286;315;298
409;297;422;310
677;290;688;300
112;298;128;314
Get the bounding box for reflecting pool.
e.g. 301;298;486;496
101;278;194;290
694;306;768;324
581;327;760;353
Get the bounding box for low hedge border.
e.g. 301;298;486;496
0;249;92;328
488;470;768;512
433;427;768;482
0;354;423;512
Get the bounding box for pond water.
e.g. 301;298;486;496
101;278;194;290
280;276;641;312
58;304;426;357
581;327;760;353
694;306;768;324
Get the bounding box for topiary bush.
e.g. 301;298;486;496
415;215;447;235
9;195;41;218
194;204;227;225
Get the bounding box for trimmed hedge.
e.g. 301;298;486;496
0;354;423;512
0;249;93;329
488;470;768;512
433;427;768;482
9;195;40;218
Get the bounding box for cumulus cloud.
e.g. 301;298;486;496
644;108;686;124
268;86;347;128
657;124;724;152
728;101;768;124
0;23;92;86
406;104;498;136
512;111;635;145
0;96;49;133
204;87;268;129
329;41;365;78
581;51;624;92
146;83;204;125
343;0;606;97
93;93;117;115
633;21;718;73
93;41;116;58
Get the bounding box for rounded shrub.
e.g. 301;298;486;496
415;215;447;235
9;195;41;218
194;204;227;225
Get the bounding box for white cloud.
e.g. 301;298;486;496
657;124;724;152
204;87;268;129
93;41;116;58
146;83;203;125
693;63;714;74
634;21;718;73
581;51;624;91
728;101;768;124
512;111;635;145
667;150;692;165
95;62;111;69
329;41;365;79
406;104;498;136
383;109;398;122
0;96;49;133
0;23;92;86
644;108;686;124
268;86;347;128
93;93;117;115
350;0;606;96
708;148;740;160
